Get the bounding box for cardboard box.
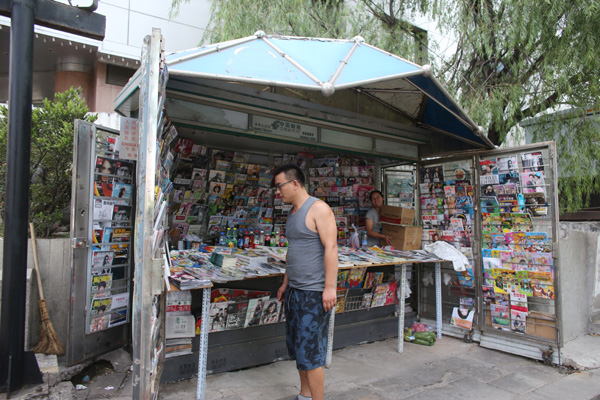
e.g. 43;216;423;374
525;311;556;341
380;205;415;226
382;224;422;250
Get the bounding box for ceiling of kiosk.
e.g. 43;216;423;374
164;32;494;150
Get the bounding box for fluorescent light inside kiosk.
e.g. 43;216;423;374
166;98;249;130
321;128;373;150
375;138;418;159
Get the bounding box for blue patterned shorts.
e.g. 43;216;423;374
284;287;331;370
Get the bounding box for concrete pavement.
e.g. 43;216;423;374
3;336;600;399
158;337;600;400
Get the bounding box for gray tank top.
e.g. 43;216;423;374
286;196;325;291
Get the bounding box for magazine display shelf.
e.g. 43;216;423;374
173;255;445;400
415;142;561;363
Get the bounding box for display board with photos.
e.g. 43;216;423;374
418;159;476;291
478;149;555;338
160;129;380;248
87;143;135;334
308;156;376;240
163;133;277;247
418;146;557;341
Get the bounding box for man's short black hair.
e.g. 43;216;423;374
272;164;305;187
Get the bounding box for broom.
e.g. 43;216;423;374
30;222;65;355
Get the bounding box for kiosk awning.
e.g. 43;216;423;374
163;32;494;149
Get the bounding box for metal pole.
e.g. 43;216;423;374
0;0;39;393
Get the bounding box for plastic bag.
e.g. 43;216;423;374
349;224;360;248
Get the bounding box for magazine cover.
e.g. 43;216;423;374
108;309;128;327
260;299;281;325
524;192;547;217
363;272;383;289
208;302;229;332
91;273;113;292
94;182;113;197
171;222;190;241
174;138;194;154
95;156;117;183
93;199;114;220
337;270;349;288
225;301;249;330
335;289;348;314
443;160;471;182
510;309;527;333
89;315;109;333
112;182;133;199
215;160;232;171
208;169;226;183
497;155;518;172
209;182;227;196
370;284;389;307
90;296;112;316
112;228;130;243
113;205;132;225
480;197;500;214
244;296;269;327
420;165;443;183
521;151;544;173
93;251;114;268
479;159;499;185
115;160;134;184
346;267;366;288
521;171;546;193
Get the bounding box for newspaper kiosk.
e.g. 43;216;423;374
112;29;560;399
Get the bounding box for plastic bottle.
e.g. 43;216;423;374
218;232;226;246
226;228;233;248
237;229;245;248
361;231;368;249
243;230;251;249
259;230;265;246
279;233;286;247
265;231;271;247
232;228;238;248
272;228;279;247
253;230;260;248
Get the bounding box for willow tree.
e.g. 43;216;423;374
171;0;600;212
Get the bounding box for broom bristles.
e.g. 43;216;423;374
34;299;65;356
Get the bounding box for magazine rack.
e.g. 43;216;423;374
416;143;561;363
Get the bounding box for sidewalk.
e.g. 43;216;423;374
159;336;600;400
4;336;600;399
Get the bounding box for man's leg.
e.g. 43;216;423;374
305;367;324;400
298;370;311;397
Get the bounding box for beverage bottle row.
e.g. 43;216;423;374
217;227;288;248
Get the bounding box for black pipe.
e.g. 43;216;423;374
0;0;37;392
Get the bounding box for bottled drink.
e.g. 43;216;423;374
279;234;286;247
232;228;238;248
225;228;233;248
218;232;226;246
265;231;271;247
243;230;251;249
259;230;265;246
253;230;260;249
237;229;245;248
361;231;368;249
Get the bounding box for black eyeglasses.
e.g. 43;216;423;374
274;179;295;190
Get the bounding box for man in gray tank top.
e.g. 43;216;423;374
273;164;338;400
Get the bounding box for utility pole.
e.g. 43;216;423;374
0;0;104;394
